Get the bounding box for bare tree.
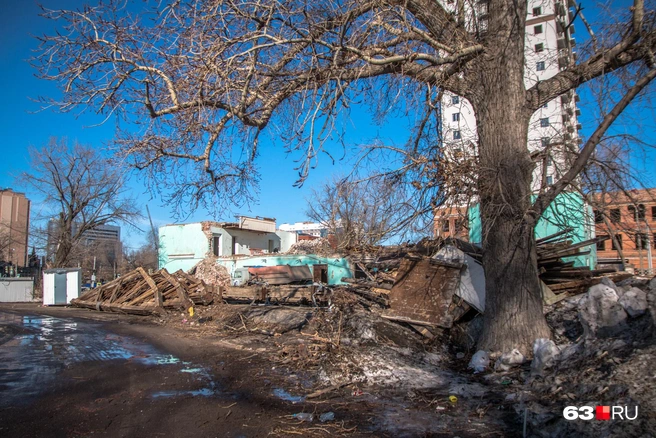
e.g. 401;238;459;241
306;175;413;250
33;1;656;352
19;139;142;269
123;232;160;273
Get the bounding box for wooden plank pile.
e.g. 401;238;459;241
537;230;631;295
71;267;215;315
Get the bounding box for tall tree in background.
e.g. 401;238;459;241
306;175;413;250
34;1;656;352
20;139;142;268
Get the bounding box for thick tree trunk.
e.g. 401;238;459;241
53;238;73;268
473;1;551;354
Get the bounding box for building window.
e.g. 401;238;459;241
442;220;450;232
611;234;623;250
610;208;621;223
654;233;656;249
537;61;546;71
212;235;221;256
535;43;544;52
635;233;648;250
479;17;489;32
452;112;460;122
534;25;543;35
540;118;550;127
594;210;604;224
546;175;553;185
596;238;607;251
627;204;644;221
627;205;635;220
546;156;553;167
453;130;461;140
652;206;656;220
533;7;542;16
541;137;550;147
452;95;460;104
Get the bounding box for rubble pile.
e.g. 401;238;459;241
188;256;231;287
476;276;656;437
285;237;333;255
72;267;214;315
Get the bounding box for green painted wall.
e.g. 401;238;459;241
216;254;353;285
468;192;596;268
158;223;209;272
159;223;352;284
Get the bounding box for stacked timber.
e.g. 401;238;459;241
71;267;215;315
536;230;631;295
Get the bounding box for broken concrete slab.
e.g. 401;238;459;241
600;276;622;296
578;284;628;338
434;245;486;313
246;307;312;333
531;339;559;376
618;287;648;317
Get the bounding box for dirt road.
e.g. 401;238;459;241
0;304;370;438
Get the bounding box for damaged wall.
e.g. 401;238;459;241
468;192;596;268
215;254;352;285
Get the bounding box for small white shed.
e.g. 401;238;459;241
43;268;81;305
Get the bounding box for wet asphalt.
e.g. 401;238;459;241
0;311;219;408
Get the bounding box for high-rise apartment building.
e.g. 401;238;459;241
0;189;31;267
436;0;581;238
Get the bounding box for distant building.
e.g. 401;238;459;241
159;216;298;272
46;220;122;281
592;189;656;274
433;206;469;241
278;221;330;238
0;189;31;267
435;0;584;244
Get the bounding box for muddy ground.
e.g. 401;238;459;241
0;302;520;437
1;291;654;437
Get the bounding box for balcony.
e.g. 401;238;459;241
556;2;567;17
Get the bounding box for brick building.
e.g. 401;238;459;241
0;189;31;267
592;189;656;274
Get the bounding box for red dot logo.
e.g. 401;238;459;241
596;406;610;421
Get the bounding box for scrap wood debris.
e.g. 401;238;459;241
71;267;214;315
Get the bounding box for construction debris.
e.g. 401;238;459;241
382;256;466;329
71;267;214;315
188;256;231;287
248;265;313;285
285;238;333;255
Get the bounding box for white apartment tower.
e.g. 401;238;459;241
440;0;580;192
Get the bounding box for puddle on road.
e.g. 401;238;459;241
272;388;306;403
0;311;219;405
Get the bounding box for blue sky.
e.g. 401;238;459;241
0;0;654;250
0;0;405;249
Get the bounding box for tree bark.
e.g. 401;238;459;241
473;1;551;353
